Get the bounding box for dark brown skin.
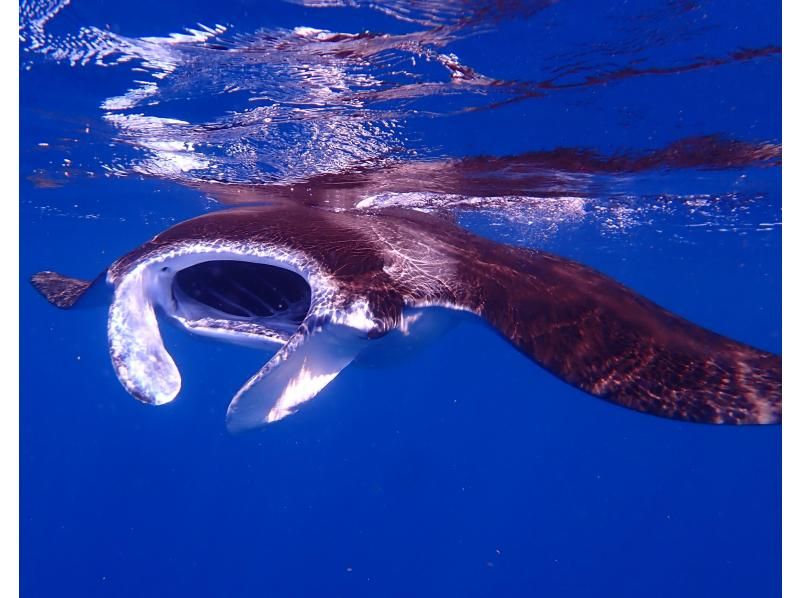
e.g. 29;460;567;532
30;271;93;309
451;231;781;424
83;202;779;425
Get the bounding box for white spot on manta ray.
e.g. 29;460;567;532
329;297;376;332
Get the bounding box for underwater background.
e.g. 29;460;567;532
20;0;780;596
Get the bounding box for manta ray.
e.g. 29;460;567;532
31;200;781;431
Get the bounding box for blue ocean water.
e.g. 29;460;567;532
20;1;780;596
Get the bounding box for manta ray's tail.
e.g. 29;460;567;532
31;271;104;309
469;246;781;424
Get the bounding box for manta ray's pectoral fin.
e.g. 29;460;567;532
470;246;782;424
226;320;369;432
31;270;109;309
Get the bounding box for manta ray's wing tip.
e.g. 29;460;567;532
31;271;93;309
224;381;297;433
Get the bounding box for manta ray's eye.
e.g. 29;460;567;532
171;260;311;321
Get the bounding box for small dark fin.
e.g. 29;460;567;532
31;271;96;309
466;246;781;424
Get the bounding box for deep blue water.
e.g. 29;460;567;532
21;1;780;596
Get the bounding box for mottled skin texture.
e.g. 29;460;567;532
101;202;780;424
31;271;93;308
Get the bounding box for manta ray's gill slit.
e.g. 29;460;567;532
172;260;312;322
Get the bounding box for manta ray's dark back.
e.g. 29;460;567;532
373;208;781;424
31;203;780;426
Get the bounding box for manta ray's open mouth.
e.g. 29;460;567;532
113;250;371;429
172;260;311;324
104;249;321;409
